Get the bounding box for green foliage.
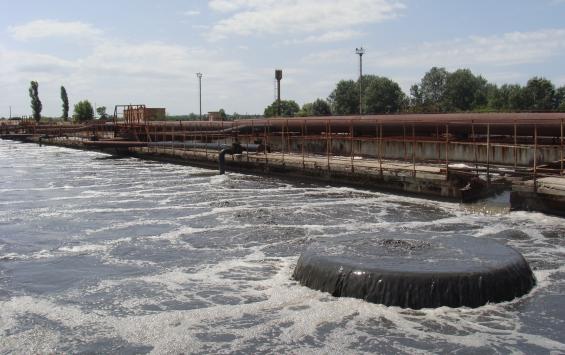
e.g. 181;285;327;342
29;81;42;122
96;106;108;119
419;67;449;112
60;86;69;120
298;103;313;117
328;80;359;115
312;99;332;116
73;100;94;122
443;69;488;111
409;84;423;110
556;86;565;112
523;77;555;110
264;100;300;117
219;108;227;120
363;76;405;113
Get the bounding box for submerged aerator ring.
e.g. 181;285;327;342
293;235;535;309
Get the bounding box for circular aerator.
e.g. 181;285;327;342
293;235;535;309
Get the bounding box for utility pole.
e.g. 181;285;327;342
196;72;203;119
355;47;365;115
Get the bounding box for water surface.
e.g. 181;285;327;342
0;140;564;354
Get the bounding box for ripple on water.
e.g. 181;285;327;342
0;140;564;354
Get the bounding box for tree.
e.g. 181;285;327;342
363;76;405;114
312;99;332;116
523;77;555;111
218;108;227;120
264;100;300;117
409;84;423;111
419;67;449;112
555;86;565;112
298;103;313;116
328;80;358;115
443;69;488;111
96;106;108;119
60;86;69;120
29;81;42;122
73;100;94;122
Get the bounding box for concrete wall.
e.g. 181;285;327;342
238;136;562;167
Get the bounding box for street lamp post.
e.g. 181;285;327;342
355;47;365;115
196;72;203;119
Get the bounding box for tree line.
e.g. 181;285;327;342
27;81;107;122
263;67;565;117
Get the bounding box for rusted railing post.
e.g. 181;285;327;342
559;120;563;176
286;118;291;157
486;123;491;185
182;121;186;152
472;121;478;176
301;119;305;170
534;124;538;192
402;123;407;161
412;123;416;176
445;124;449;176
379;121;383;177
514;120;518;170
326;120;330;172
350;119;354;173
281;120;285;164
264;119;269;168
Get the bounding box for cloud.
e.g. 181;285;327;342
282;30;362;45
302;49;349;64
182;10;201;16
8;19;102;41
207;0;404;40
371;28;565;69
0;25;267;116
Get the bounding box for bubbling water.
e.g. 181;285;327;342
0;140;564;354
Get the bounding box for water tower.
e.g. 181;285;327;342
275;69;282;116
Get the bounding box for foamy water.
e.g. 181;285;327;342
0;139;564;354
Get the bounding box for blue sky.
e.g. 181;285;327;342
1;0;565;117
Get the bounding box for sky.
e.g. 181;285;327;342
1;0;565;117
